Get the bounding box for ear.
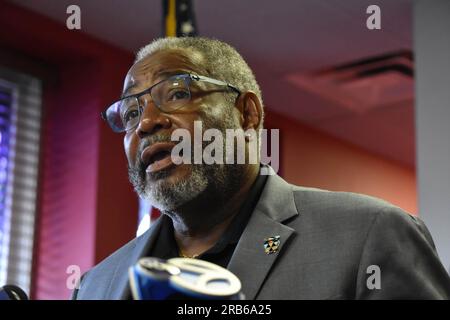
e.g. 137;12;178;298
235;91;263;131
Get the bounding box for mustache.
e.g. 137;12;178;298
135;133;173;167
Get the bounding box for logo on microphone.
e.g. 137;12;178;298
129;257;243;300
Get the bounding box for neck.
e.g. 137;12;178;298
166;165;259;258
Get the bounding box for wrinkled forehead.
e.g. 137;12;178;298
122;48;207;96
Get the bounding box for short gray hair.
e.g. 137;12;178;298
135;37;264;127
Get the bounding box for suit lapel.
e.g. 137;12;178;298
227;210;295;299
228;171;300;299
106;215;166;299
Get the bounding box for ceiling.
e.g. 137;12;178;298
6;0;415;167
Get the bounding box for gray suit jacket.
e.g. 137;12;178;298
73;171;450;299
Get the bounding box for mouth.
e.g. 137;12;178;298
141;142;177;174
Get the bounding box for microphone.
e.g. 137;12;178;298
0;285;29;300
129;257;244;300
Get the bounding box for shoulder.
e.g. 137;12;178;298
74;223;158;299
286;183;426;246
260;171;417;236
87;215;166;275
293;184;397;213
291;184;414;225
89;236;141;274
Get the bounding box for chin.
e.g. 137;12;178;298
141;163;208;211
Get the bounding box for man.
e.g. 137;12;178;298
73;37;450;299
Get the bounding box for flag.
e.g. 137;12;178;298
163;0;198;37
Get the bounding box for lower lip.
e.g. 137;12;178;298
146;154;175;174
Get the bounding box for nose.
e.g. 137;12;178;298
135;100;172;139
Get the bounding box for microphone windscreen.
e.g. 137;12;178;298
0;285;29;300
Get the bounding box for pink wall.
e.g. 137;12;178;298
266;110;417;215
0;2;137;299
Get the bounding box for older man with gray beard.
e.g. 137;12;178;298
73;37;450;300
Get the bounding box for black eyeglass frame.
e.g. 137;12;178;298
101;73;241;133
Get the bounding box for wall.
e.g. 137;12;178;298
266;110;417;215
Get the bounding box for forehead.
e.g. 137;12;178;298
123;49;206;93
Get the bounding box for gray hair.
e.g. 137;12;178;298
135;37;264;128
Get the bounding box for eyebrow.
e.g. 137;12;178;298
120;69;195;99
154;69;191;80
121;83;138;99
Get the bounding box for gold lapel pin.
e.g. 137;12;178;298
264;235;281;254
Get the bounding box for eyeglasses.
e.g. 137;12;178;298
101;73;241;133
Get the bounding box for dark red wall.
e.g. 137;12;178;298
0;1;138;299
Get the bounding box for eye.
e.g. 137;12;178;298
168;89;190;101
124;109;139;123
123;108;139;124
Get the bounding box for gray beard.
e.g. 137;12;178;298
129;162;212;212
127;107;241;212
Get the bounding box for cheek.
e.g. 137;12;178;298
124;133;138;165
174;113;200;134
